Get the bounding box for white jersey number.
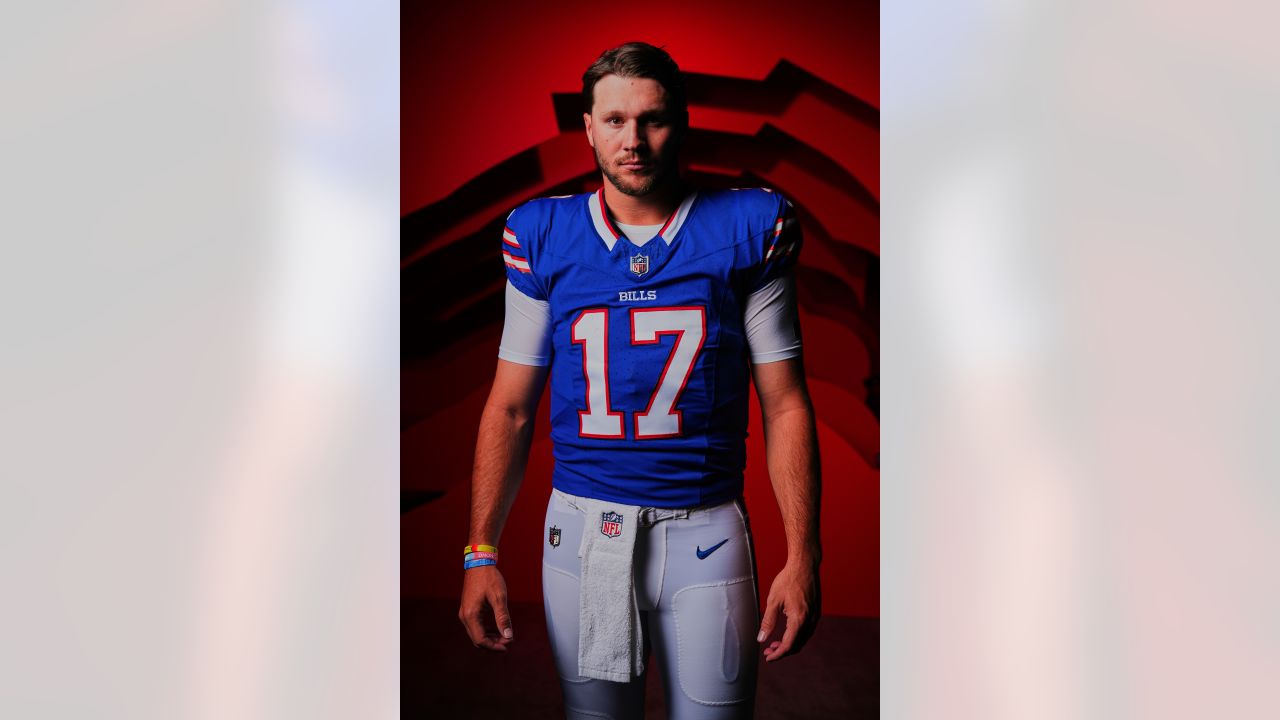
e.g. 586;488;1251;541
570;306;706;439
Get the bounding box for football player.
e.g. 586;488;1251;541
459;41;822;720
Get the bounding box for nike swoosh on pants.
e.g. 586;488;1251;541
696;538;729;559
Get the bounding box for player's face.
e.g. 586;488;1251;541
584;75;682;198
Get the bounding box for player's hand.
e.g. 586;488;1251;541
757;559;821;662
459;565;515;651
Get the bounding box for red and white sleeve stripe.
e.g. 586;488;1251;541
765;215;799;261
502;226;520;248
503;251;531;273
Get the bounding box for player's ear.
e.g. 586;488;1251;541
583;113;594;148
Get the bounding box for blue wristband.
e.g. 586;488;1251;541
464;558;497;570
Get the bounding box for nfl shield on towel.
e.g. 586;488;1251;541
600;511;623;538
548;525;561;547
629;254;648;276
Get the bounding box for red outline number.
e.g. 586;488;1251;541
631;307;707;438
571;309;624;438
571;306;706;439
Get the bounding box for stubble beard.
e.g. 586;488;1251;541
595;145;671;198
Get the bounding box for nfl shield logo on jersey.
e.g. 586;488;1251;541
629;254;649;276
548;525;561;547
600;511;623;538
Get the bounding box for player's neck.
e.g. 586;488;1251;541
601;179;686;226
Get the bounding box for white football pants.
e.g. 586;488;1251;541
542;489;760;720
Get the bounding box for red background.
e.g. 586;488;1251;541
402;0;880;617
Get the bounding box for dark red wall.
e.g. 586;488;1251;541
403;0;879;616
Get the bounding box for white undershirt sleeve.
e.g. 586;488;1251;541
498;280;552;366
744;273;803;364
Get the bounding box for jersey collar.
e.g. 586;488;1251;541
589;187;698;252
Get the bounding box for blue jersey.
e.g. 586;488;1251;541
502;187;801;508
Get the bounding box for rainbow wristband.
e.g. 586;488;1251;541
464;551;498;561
463;544;498;555
464;558;497;570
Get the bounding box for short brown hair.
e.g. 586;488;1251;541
582;42;688;128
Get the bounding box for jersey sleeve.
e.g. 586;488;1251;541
501;203;546;301
751;192;803;293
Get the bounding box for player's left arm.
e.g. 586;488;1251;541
752;356;822;662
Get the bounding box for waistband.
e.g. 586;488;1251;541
551;488;736;528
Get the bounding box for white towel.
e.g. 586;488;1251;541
576;498;643;682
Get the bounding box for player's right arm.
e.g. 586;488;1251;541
459;205;550;651
458;357;548;651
